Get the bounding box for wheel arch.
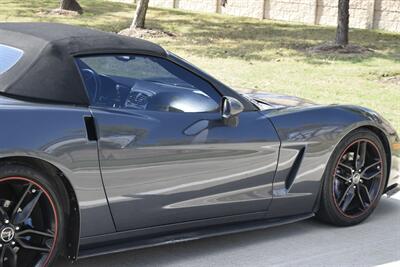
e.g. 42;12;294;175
313;124;392;213
325;123;391;188
0;156;80;261
355;125;391;188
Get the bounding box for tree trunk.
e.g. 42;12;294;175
131;0;150;29
335;0;350;46
60;0;83;13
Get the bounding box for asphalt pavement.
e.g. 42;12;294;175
56;193;400;267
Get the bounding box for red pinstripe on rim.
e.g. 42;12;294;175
332;138;384;218
0;176;59;267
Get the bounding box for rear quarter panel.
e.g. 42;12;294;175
0;99;115;237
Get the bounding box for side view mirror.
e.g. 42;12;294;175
221;96;244;119
221;96;244;126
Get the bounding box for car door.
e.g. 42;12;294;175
76;54;280;231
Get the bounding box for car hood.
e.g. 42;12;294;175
238;90;316;110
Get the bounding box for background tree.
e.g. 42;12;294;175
335;0;350;46
131;0;150;29
60;0;83;13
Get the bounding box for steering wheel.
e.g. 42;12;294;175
81;68;99;103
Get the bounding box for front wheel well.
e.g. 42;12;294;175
314;125;392;214
0;156;80;261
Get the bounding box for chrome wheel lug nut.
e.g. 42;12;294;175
15;226;20;231
353;186;356;189
4;219;9;224
11;241;15;246
0;244;2;248
31;189;36;194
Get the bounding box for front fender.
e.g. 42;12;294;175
263;104;399;217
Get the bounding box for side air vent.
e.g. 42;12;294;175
84;116;98;141
285;147;305;190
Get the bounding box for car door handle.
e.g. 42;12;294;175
84;116;98;141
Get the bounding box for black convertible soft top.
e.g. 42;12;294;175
0;23;166;105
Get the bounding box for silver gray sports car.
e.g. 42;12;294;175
0;22;399;267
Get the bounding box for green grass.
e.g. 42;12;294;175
1;0;400;132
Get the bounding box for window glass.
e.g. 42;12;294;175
76;55;220;113
0;44;23;75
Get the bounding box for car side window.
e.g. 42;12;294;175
76;55;221;113
0;44;23;75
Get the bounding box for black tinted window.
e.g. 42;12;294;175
76;55;220;113
0;44;23;75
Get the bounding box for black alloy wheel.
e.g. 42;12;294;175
317;129;387;226
333;139;383;217
0;164;64;267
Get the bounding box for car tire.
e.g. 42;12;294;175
0;163;65;267
317;129;387;226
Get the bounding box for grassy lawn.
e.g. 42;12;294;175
1;0;400;132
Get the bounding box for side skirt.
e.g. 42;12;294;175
78;212;314;259
384;183;399;197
